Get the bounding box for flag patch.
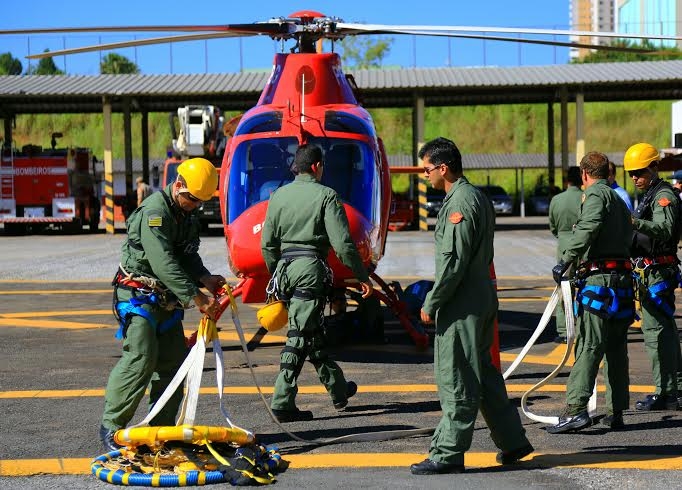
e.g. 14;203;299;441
148;216;163;227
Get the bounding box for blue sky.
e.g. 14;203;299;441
1;0;572;75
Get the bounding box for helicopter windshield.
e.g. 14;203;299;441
227;137;377;224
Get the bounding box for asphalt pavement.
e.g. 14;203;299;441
1;220;681;489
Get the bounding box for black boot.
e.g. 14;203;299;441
271;408;314;422
635;394;679;411
601;411;625;430
546;408;591;434
333;381;358;410
99;425;123;453
496;443;535;464
410;458;465;475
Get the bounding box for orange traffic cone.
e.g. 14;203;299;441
489;262;501;372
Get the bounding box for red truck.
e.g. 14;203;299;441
0;140;100;234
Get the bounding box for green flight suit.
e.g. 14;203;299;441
559;179;633;414
422;176;530;467
548;185;583;338
631;179;682;397
261;173;369;411
102;185;209;431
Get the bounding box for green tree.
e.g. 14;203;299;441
27;49;64;75
339;36;393;69
573;39;682;63
0;52;22;75
100;53;140;74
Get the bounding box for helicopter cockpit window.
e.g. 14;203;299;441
227;137;296;223
313;138;375;222
234;111;283;136
324;111;373;135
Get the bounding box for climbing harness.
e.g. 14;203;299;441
632;255;681;316
92;284;285;487
111;266;184;340
503;280;598;425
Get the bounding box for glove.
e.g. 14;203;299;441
552;260;570;284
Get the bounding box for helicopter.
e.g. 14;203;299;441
3;11;679;348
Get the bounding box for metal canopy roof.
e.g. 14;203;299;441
0;60;680;115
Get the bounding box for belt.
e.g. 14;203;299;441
578;259;632;273
113;270;162;292
281;248;324;260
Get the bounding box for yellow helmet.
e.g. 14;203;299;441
177;158;219;201
256;300;288;332
623;143;660;172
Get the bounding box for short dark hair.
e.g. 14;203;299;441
566;166;582;187
579;151;609;179
418;137;462;174
608;160;617;177
291;144;323;174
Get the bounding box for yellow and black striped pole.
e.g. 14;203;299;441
417;177;428;231
102;97;115;235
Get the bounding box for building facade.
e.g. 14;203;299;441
617;0;682;49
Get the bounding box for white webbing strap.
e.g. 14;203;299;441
503;280;597;425
131;315;251;439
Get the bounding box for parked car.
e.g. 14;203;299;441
528;185;558;215
476;185;513;215
425;187;446;217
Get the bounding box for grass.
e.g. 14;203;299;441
10;100;673;200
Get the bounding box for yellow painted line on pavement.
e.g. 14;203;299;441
501;343;575;367
0;383;658;399
3;451;682;476
0;289;111;295
1;310;110;318
0;318;110;330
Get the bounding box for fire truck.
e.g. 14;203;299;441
0;133;100;234
163;105;226;231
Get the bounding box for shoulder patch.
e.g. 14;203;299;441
449;212;464;224
658;197;671;207
148;215;163;227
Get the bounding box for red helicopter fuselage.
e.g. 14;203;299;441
219;52;392;303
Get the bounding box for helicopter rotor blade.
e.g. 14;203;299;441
25;31;263;60
0;21;295;36
335;22;682;43
375;31;660;54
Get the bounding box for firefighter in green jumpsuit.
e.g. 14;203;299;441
100;158;225;451
261;143;373;423
548;166;583;343
410;137;533;475
548;151;634;434
625;142;682;411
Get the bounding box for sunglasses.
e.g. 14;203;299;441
181;192;202;203
628;169;648;178
424;164;443;175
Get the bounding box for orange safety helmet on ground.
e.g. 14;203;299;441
177;158;219;201
623;143;660;172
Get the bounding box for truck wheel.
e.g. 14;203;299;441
4;223;26;235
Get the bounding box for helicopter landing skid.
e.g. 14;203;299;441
369;272;430;350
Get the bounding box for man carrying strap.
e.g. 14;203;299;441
100;158;225;451
625;142;682;411
261;144;373;423
548;151;634;433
